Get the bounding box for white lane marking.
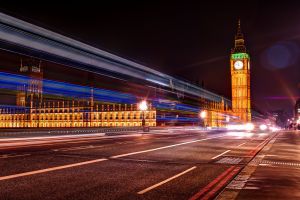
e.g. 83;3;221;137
244;186;260;190
259;163;270;166
137;166;196;194
0;153;31;159
0;158;107;181
111;135;224;159
52;145;104;152
211;150;231;160
237;142;246;147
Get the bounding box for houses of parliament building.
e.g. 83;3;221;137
0;59;156;128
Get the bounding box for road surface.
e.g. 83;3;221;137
0;128;296;200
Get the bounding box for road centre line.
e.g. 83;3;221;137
237;142;246;147
211;150;231;160
111;135;225;159
137;166;197;194
0;158;108;181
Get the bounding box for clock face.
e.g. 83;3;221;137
234;60;243;70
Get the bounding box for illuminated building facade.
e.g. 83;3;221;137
0;103;156;128
201;98;230;127
0;59;156;128
230;20;251;122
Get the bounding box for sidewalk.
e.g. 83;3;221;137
217;130;300;200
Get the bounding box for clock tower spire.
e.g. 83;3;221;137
232;19;246;53
230;19;251;122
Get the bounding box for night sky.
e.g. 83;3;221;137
0;1;299;114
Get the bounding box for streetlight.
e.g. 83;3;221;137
200;110;207;119
226;116;230;123
199;110;207;128
138;100;148;127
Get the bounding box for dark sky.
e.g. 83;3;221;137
0;1;299;113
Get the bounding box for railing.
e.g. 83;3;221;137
0;126;144;137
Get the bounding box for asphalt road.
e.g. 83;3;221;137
0;128;281;200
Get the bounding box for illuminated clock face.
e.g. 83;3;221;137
234;60;243;70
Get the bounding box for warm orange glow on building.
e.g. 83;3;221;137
0;58;156;128
201;98;231;127
0;103;156;128
230;20;251;122
0;20;255;128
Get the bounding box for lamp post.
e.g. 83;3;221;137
200;110;207;128
226;116;230;123
138;100;148;130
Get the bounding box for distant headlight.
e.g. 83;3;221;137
270;126;279;132
245;123;255;131
259;124;268;131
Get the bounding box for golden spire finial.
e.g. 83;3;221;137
237;18;241;34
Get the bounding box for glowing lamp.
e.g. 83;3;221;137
138;100;148;111
226;116;230;122
200;110;207;119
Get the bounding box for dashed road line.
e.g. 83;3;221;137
211;150;231;160
0;158;108;181
137;166;196;194
258;160;300;167
111;135;225;159
237;142;246;147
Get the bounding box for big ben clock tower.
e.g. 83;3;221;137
230;20;251;122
